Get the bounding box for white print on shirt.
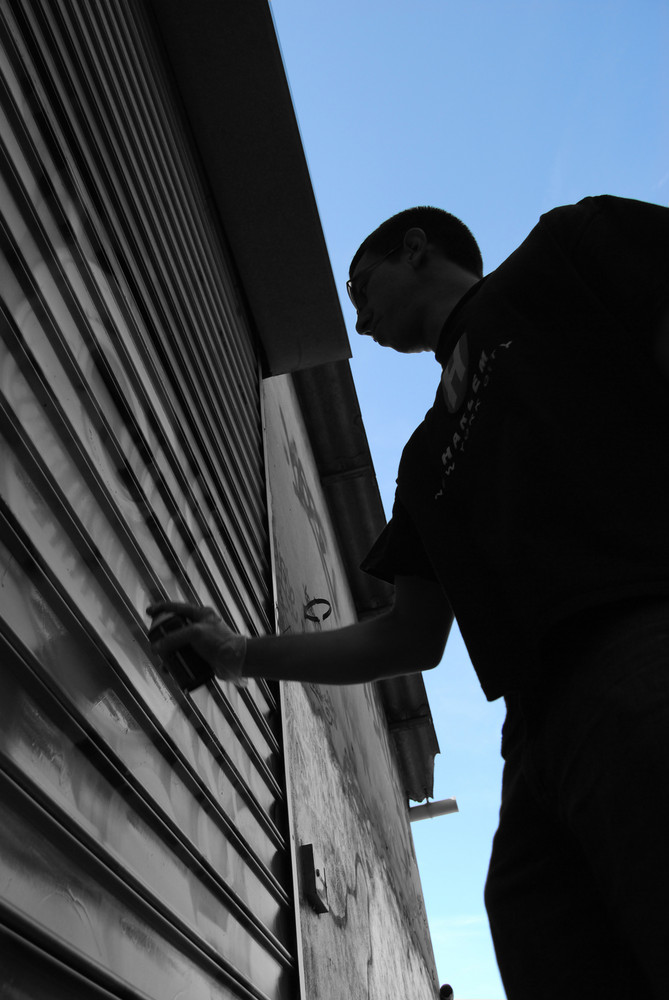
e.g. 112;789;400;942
435;336;514;499
441;332;470;413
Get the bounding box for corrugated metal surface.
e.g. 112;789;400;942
0;0;296;996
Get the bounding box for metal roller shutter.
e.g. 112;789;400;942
0;1;297;996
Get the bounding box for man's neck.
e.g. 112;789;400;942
423;268;480;352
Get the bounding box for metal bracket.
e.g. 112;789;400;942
299;843;329;914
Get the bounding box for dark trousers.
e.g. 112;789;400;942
485;602;669;999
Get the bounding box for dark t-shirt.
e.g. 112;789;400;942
362;195;669;700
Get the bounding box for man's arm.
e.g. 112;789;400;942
148;575;453;688
244;574;452;684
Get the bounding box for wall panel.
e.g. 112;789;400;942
264;375;439;1000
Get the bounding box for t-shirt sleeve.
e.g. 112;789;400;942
361;497;437;584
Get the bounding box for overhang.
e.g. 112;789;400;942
147;0;440;801
146;0;351;375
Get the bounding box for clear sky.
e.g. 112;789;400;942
268;2;669;996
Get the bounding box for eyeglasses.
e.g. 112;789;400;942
346;243;401;312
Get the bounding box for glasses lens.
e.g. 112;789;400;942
346;243;400;312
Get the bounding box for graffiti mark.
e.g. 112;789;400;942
304;598;332;623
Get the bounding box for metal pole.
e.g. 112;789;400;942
409;797;459;822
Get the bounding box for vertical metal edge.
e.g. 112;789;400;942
259;370;307;1000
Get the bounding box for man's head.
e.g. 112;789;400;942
349;206;482;285
347;207;482;353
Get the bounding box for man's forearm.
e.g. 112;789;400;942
241;610;437;686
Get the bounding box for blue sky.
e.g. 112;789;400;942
269;2;668;996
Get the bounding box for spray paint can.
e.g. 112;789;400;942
147;610;214;691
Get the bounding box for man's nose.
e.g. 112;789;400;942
355;304;372;335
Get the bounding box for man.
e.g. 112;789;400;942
149;195;669;999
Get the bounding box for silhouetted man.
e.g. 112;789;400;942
150;195;669;1000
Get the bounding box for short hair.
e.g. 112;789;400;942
350;206;483;279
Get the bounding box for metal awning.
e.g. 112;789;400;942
147;0;440;800
146;0;351;375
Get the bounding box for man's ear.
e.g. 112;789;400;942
403;227;429;267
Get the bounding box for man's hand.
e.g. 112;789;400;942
147;601;247;686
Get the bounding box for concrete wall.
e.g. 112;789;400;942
264;375;439;999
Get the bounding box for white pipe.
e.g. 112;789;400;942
409;797;459;822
